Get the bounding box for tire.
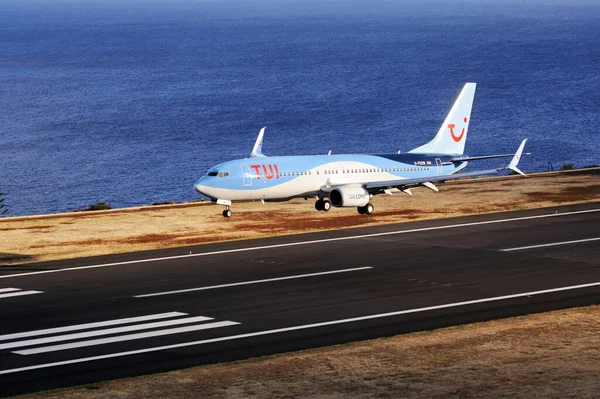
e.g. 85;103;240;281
223;209;232;218
315;200;324;211
364;203;374;215
322;200;331;212
357;206;365;215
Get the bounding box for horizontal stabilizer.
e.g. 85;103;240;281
451;154;514;163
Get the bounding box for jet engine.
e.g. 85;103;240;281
329;186;370;207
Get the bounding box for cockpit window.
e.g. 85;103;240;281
207;168;229;178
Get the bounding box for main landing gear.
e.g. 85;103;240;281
357;203;374;215
315;199;331;212
315;199;374;215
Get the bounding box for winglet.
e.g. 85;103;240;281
250;127;267;158
508;139;528;176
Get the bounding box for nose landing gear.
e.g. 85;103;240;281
216;199;233;218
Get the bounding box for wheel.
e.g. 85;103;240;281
357;206;365;215
222;209;232;218
364;203;374;215
315;199;324;211
322;200;331;212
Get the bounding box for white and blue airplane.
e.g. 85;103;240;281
195;83;528;217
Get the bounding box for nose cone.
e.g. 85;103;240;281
194;183;205;194
195;179;208;193
194;177;215;199
194;176;206;193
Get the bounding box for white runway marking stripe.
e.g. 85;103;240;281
3;281;600;373
0;290;43;299
135;266;374;298
14;321;240;355
0;288;21;293
0;316;213;350
501;237;600;252
1;208;598;280
0;312;187;342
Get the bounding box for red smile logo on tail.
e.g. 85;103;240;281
448;117;468;143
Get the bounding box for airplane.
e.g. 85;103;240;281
194;83;528;218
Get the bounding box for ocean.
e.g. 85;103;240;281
1;0;599;216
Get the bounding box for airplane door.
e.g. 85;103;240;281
435;158;443;175
240;164;252;186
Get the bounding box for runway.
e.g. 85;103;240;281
1;202;599;397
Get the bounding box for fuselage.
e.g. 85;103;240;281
194;153;467;201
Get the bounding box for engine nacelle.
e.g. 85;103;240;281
329;186;370;207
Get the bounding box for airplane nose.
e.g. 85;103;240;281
194;177;215;196
195;176;218;199
194;183;207;194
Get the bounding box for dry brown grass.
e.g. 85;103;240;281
16;305;600;399
0;171;598;266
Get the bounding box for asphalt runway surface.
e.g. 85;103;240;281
1;202;599;397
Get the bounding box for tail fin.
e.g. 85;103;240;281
409;83;476;155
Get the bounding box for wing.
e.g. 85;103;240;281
365;139;528;193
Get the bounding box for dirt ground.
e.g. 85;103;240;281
1;170;599;266
15;305;600;399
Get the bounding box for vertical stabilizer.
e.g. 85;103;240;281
409;83;476;155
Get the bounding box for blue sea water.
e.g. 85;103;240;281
1;0;599;216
